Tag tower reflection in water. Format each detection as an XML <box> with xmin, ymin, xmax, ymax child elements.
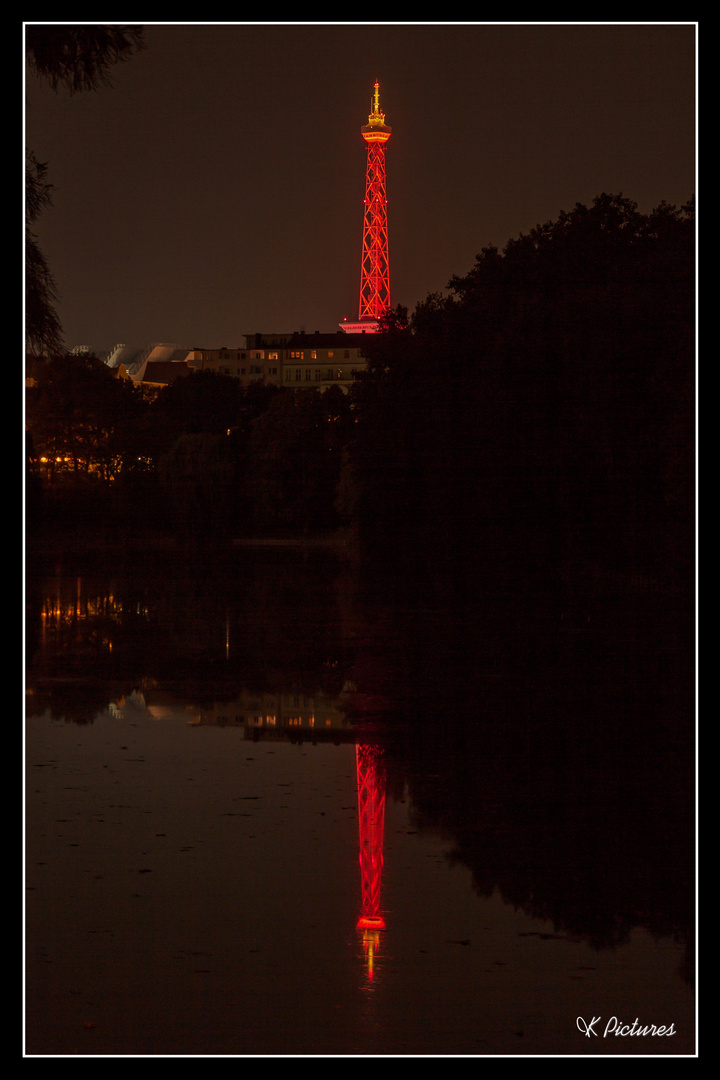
<box><xmin>355</xmin><ymin>741</ymin><xmax>386</xmax><ymax>979</ymax></box>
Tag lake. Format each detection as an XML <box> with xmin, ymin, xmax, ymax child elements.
<box><xmin>25</xmin><ymin>544</ymin><xmax>695</xmax><ymax>1056</ymax></box>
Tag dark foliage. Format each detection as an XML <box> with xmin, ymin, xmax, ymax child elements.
<box><xmin>27</xmin><ymin>353</ymin><xmax>143</xmax><ymax>480</ymax></box>
<box><xmin>150</xmin><ymin>369</ymin><xmax>244</xmax><ymax>449</ymax></box>
<box><xmin>343</xmin><ymin>193</ymin><xmax>695</xmax><ymax>603</ymax></box>
<box><xmin>25</xmin><ymin>25</ymin><xmax>145</xmax><ymax>94</ymax></box>
<box><xmin>243</xmin><ymin>386</ymin><xmax>353</xmax><ymax>536</ymax></box>
<box><xmin>25</xmin><ymin>152</ymin><xmax>63</xmax><ymax>356</ymax></box>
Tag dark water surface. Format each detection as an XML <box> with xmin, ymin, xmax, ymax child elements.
<box><xmin>25</xmin><ymin>546</ymin><xmax>695</xmax><ymax>1056</ymax></box>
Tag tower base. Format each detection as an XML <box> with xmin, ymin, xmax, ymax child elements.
<box><xmin>339</xmin><ymin>320</ymin><xmax>379</xmax><ymax>334</ymax></box>
<box><xmin>357</xmin><ymin>915</ymin><xmax>386</xmax><ymax>930</ymax></box>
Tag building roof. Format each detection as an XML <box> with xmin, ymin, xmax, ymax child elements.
<box><xmin>285</xmin><ymin>331</ymin><xmax>377</xmax><ymax>351</ymax></box>
<box><xmin>140</xmin><ymin>360</ymin><xmax>191</xmax><ymax>385</ymax></box>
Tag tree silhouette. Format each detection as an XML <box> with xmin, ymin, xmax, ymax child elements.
<box><xmin>25</xmin><ymin>25</ymin><xmax>145</xmax><ymax>94</ymax></box>
<box><xmin>25</xmin><ymin>151</ymin><xmax>63</xmax><ymax>356</ymax></box>
<box><xmin>26</xmin><ymin>352</ymin><xmax>140</xmax><ymax>481</ymax></box>
<box><xmin>159</xmin><ymin>432</ymin><xmax>236</xmax><ymax>545</ymax></box>
<box><xmin>343</xmin><ymin>194</ymin><xmax>695</xmax><ymax>593</ymax></box>
<box><xmin>244</xmin><ymin>388</ymin><xmax>350</xmax><ymax>536</ymax></box>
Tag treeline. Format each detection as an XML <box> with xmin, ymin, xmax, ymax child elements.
<box><xmin>26</xmin><ymin>192</ymin><xmax>694</xmax><ymax>595</ymax></box>
<box><xmin>349</xmin><ymin>192</ymin><xmax>695</xmax><ymax>596</ymax></box>
<box><xmin>26</xmin><ymin>362</ymin><xmax>353</xmax><ymax>543</ymax></box>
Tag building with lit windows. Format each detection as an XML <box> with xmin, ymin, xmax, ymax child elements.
<box><xmin>254</xmin><ymin>330</ymin><xmax>371</xmax><ymax>393</ymax></box>
<box><xmin>185</xmin><ymin>687</ymin><xmax>355</xmax><ymax>743</ymax></box>
<box><xmin>187</xmin><ymin>331</ymin><xmax>372</xmax><ymax>393</ymax></box>
<box><xmin>186</xmin><ymin>342</ymin><xmax>282</xmax><ymax>385</ymax></box>
<box><xmin>97</xmin><ymin>329</ymin><xmax>371</xmax><ymax>392</ymax></box>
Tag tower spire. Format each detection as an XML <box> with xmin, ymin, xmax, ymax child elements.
<box><xmin>368</xmin><ymin>80</ymin><xmax>384</xmax><ymax>124</ymax></box>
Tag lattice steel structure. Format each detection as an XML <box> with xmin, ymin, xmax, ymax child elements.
<box><xmin>358</xmin><ymin>82</ymin><xmax>392</xmax><ymax>324</ymax></box>
<box><xmin>356</xmin><ymin>742</ymin><xmax>387</xmax><ymax>932</ymax></box>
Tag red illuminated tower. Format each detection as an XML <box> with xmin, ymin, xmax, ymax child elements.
<box><xmin>358</xmin><ymin>82</ymin><xmax>392</xmax><ymax>328</ymax></box>
<box><xmin>356</xmin><ymin>741</ymin><xmax>386</xmax><ymax>978</ymax></box>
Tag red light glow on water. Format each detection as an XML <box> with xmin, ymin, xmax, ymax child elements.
<box><xmin>356</xmin><ymin>742</ymin><xmax>386</xmax><ymax>931</ymax></box>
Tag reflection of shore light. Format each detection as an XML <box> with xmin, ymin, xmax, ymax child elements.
<box><xmin>147</xmin><ymin>705</ymin><xmax>179</xmax><ymax>721</ymax></box>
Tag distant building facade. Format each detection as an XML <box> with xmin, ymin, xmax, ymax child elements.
<box><xmin>186</xmin><ymin>340</ymin><xmax>283</xmax><ymax>386</ymax></box>
<box><xmin>270</xmin><ymin>331</ymin><xmax>370</xmax><ymax>393</ymax></box>
<box><xmin>188</xmin><ymin>332</ymin><xmax>371</xmax><ymax>393</ymax></box>
<box><xmin>98</xmin><ymin>330</ymin><xmax>373</xmax><ymax>393</ymax></box>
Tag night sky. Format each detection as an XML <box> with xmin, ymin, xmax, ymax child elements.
<box><xmin>24</xmin><ymin>22</ymin><xmax>696</xmax><ymax>356</ymax></box>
